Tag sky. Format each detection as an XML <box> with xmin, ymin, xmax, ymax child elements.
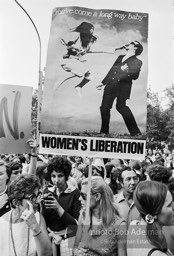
<box><xmin>0</xmin><ymin>0</ymin><xmax>173</xmax><ymax>100</ymax></box>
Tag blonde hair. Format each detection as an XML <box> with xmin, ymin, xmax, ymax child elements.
<box><xmin>82</xmin><ymin>176</ymin><xmax>119</xmax><ymax>227</ymax></box>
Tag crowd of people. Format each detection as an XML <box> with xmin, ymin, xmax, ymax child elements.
<box><xmin>0</xmin><ymin>143</ymin><xmax>174</xmax><ymax>256</ymax></box>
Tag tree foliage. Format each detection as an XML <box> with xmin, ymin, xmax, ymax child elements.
<box><xmin>147</xmin><ymin>86</ymin><xmax>174</xmax><ymax>148</ymax></box>
<box><xmin>31</xmin><ymin>86</ymin><xmax>174</xmax><ymax>147</ymax></box>
<box><xmin>31</xmin><ymin>89</ymin><xmax>38</xmax><ymax>137</ymax></box>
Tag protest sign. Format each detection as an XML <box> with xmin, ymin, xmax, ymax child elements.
<box><xmin>40</xmin><ymin>134</ymin><xmax>146</xmax><ymax>160</ymax></box>
<box><xmin>0</xmin><ymin>84</ymin><xmax>32</xmax><ymax>154</ymax></box>
<box><xmin>40</xmin><ymin>6</ymin><xmax>148</xmax><ymax>159</ymax></box>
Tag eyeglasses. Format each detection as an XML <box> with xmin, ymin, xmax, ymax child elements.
<box><xmin>24</xmin><ymin>191</ymin><xmax>42</xmax><ymax>202</ymax></box>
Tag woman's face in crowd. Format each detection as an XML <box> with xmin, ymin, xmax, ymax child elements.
<box><xmin>0</xmin><ymin>165</ymin><xmax>8</xmax><ymax>187</ymax></box>
<box><xmin>80</xmin><ymin>184</ymin><xmax>97</xmax><ymax>210</ymax></box>
<box><xmin>10</xmin><ymin>167</ymin><xmax>22</xmax><ymax>183</ymax></box>
<box><xmin>92</xmin><ymin>167</ymin><xmax>101</xmax><ymax>177</ymax></box>
<box><xmin>51</xmin><ymin>171</ymin><xmax>66</xmax><ymax>190</ymax></box>
<box><xmin>19</xmin><ymin>188</ymin><xmax>41</xmax><ymax>213</ymax></box>
<box><xmin>75</xmin><ymin>156</ymin><xmax>82</xmax><ymax>164</ymax></box>
<box><xmin>158</xmin><ymin>191</ymin><xmax>174</xmax><ymax>226</ymax></box>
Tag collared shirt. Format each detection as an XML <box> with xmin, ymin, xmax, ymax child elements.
<box><xmin>114</xmin><ymin>191</ymin><xmax>140</xmax><ymax>226</ymax></box>
<box><xmin>0</xmin><ymin>187</ymin><xmax>11</xmax><ymax>217</ymax></box>
<box><xmin>42</xmin><ymin>183</ymin><xmax>81</xmax><ymax>232</ymax></box>
<box><xmin>48</xmin><ymin>183</ymin><xmax>77</xmax><ymax>194</ymax></box>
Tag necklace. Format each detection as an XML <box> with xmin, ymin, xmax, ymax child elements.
<box><xmin>9</xmin><ymin>210</ymin><xmax>30</xmax><ymax>256</ymax></box>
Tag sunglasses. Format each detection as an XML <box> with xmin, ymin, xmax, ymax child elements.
<box><xmin>24</xmin><ymin>191</ymin><xmax>42</xmax><ymax>202</ymax></box>
<box><xmin>80</xmin><ymin>192</ymin><xmax>87</xmax><ymax>201</ymax></box>
<box><xmin>80</xmin><ymin>192</ymin><xmax>97</xmax><ymax>201</ymax></box>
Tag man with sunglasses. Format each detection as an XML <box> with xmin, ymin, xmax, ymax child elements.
<box><xmin>99</xmin><ymin>41</ymin><xmax>143</xmax><ymax>136</ymax></box>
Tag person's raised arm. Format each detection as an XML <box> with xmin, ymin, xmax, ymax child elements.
<box><xmin>21</xmin><ymin>200</ymin><xmax>52</xmax><ymax>256</ymax></box>
<box><xmin>26</xmin><ymin>138</ymin><xmax>37</xmax><ymax>175</ymax></box>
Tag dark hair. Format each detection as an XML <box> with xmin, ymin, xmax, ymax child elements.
<box><xmin>129</xmin><ymin>160</ymin><xmax>141</xmax><ymax>171</ymax></box>
<box><xmin>168</xmin><ymin>177</ymin><xmax>174</xmax><ymax>200</ymax></box>
<box><xmin>47</xmin><ymin>156</ymin><xmax>72</xmax><ymax>182</ymax></box>
<box><xmin>108</xmin><ymin>167</ymin><xmax>123</xmax><ymax>195</ymax></box>
<box><xmin>68</xmin><ymin>156</ymin><xmax>75</xmax><ymax>163</ymax></box>
<box><xmin>105</xmin><ymin>164</ymin><xmax>114</xmax><ymax>178</ymax></box>
<box><xmin>139</xmin><ymin>161</ymin><xmax>151</xmax><ymax>181</ymax></box>
<box><xmin>8</xmin><ymin>174</ymin><xmax>41</xmax><ymax>208</ymax></box>
<box><xmin>36</xmin><ymin>164</ymin><xmax>49</xmax><ymax>186</ymax></box>
<box><xmin>131</xmin><ymin>41</ymin><xmax>143</xmax><ymax>56</ymax></box>
<box><xmin>73</xmin><ymin>22</ymin><xmax>97</xmax><ymax>48</ymax></box>
<box><xmin>6</xmin><ymin>162</ymin><xmax>22</xmax><ymax>181</ymax></box>
<box><xmin>134</xmin><ymin>181</ymin><xmax>168</xmax><ymax>252</ymax></box>
<box><xmin>74</xmin><ymin>21</ymin><xmax>94</xmax><ymax>34</ymax></box>
<box><xmin>117</xmin><ymin>166</ymin><xmax>136</xmax><ymax>183</ymax></box>
<box><xmin>18</xmin><ymin>155</ymin><xmax>26</xmax><ymax>164</ymax></box>
<box><xmin>82</xmin><ymin>165</ymin><xmax>89</xmax><ymax>178</ymax></box>
<box><xmin>147</xmin><ymin>164</ymin><xmax>172</xmax><ymax>184</ymax></box>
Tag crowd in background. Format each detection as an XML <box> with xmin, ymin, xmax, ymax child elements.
<box><xmin>1</xmin><ymin>143</ymin><xmax>174</xmax><ymax>256</ymax></box>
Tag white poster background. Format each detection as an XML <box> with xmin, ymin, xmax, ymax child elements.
<box><xmin>0</xmin><ymin>84</ymin><xmax>32</xmax><ymax>154</ymax></box>
<box><xmin>40</xmin><ymin>6</ymin><xmax>148</xmax><ymax>159</ymax></box>
<box><xmin>41</xmin><ymin>6</ymin><xmax>148</xmax><ymax>137</ymax></box>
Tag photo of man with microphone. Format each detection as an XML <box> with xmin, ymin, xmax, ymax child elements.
<box><xmin>99</xmin><ymin>41</ymin><xmax>143</xmax><ymax>136</ymax></box>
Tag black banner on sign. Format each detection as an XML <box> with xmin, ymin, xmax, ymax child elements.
<box><xmin>39</xmin><ymin>134</ymin><xmax>146</xmax><ymax>160</ymax></box>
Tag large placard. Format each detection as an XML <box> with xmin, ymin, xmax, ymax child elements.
<box><xmin>40</xmin><ymin>6</ymin><xmax>148</xmax><ymax>159</ymax></box>
<box><xmin>0</xmin><ymin>84</ymin><xmax>32</xmax><ymax>154</ymax></box>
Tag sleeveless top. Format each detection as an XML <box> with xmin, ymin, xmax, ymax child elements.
<box><xmin>0</xmin><ymin>211</ymin><xmax>40</xmax><ymax>256</ymax></box>
<box><xmin>80</xmin><ymin>214</ymin><xmax>125</xmax><ymax>256</ymax></box>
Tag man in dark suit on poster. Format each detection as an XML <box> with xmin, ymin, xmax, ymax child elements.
<box><xmin>99</xmin><ymin>41</ymin><xmax>143</xmax><ymax>136</ymax></box>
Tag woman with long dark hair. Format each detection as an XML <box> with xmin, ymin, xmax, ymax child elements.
<box><xmin>72</xmin><ymin>22</ymin><xmax>97</xmax><ymax>52</ymax></box>
<box><xmin>55</xmin><ymin>21</ymin><xmax>97</xmax><ymax>96</ymax></box>
<box><xmin>127</xmin><ymin>180</ymin><xmax>174</xmax><ymax>256</ymax></box>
